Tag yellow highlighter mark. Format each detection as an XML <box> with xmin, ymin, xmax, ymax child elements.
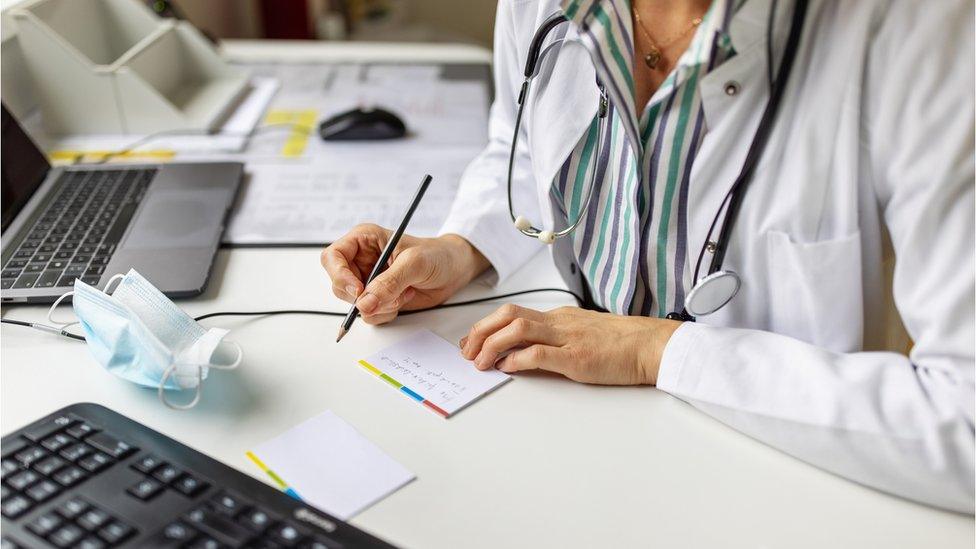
<box><xmin>49</xmin><ymin>150</ymin><xmax>176</xmax><ymax>165</ymax></box>
<box><xmin>264</xmin><ymin>109</ymin><xmax>317</xmax><ymax>158</ymax></box>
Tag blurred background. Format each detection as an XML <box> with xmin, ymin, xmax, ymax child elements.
<box><xmin>163</xmin><ymin>0</ymin><xmax>497</xmax><ymax>47</ymax></box>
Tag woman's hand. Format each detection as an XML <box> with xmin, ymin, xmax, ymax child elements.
<box><xmin>460</xmin><ymin>305</ymin><xmax>682</xmax><ymax>385</ymax></box>
<box><xmin>321</xmin><ymin>224</ymin><xmax>490</xmax><ymax>325</ymax></box>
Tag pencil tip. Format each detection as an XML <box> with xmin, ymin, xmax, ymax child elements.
<box><xmin>335</xmin><ymin>327</ymin><xmax>346</xmax><ymax>343</ymax></box>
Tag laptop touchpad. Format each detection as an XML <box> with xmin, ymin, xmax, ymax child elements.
<box><xmin>123</xmin><ymin>189</ymin><xmax>227</xmax><ymax>249</ymax></box>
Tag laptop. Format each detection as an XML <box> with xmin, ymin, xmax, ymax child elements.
<box><xmin>1</xmin><ymin>104</ymin><xmax>243</xmax><ymax>303</ymax></box>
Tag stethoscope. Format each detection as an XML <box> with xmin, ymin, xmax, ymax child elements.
<box><xmin>506</xmin><ymin>0</ymin><xmax>808</xmax><ymax>319</ymax></box>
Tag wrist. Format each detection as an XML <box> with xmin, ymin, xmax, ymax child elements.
<box><xmin>639</xmin><ymin>318</ymin><xmax>682</xmax><ymax>385</ymax></box>
<box><xmin>439</xmin><ymin>233</ymin><xmax>490</xmax><ymax>282</ymax></box>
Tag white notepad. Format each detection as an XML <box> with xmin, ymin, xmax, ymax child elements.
<box><xmin>358</xmin><ymin>329</ymin><xmax>511</xmax><ymax>418</ymax></box>
<box><xmin>248</xmin><ymin>411</ymin><xmax>415</xmax><ymax>520</ymax></box>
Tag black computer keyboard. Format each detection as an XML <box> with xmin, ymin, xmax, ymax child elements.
<box><xmin>1</xmin><ymin>168</ymin><xmax>154</xmax><ymax>291</ymax></box>
<box><xmin>1</xmin><ymin>403</ymin><xmax>396</xmax><ymax>549</ymax></box>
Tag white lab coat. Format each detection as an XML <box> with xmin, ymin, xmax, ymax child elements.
<box><xmin>439</xmin><ymin>0</ymin><xmax>975</xmax><ymax>513</ymax></box>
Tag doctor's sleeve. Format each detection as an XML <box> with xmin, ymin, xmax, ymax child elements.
<box><xmin>438</xmin><ymin>0</ymin><xmax>544</xmax><ymax>283</ymax></box>
<box><xmin>655</xmin><ymin>2</ymin><xmax>975</xmax><ymax>513</ymax></box>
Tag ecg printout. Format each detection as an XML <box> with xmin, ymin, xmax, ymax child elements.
<box><xmin>359</xmin><ymin>329</ymin><xmax>511</xmax><ymax>417</ymax></box>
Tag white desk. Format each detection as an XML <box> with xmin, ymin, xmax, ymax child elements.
<box><xmin>2</xmin><ymin>41</ymin><xmax>973</xmax><ymax>549</ymax></box>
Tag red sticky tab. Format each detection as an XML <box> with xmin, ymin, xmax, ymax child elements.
<box><xmin>422</xmin><ymin>400</ymin><xmax>449</xmax><ymax>418</ymax></box>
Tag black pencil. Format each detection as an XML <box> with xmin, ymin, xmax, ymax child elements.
<box><xmin>336</xmin><ymin>174</ymin><xmax>433</xmax><ymax>342</ymax></box>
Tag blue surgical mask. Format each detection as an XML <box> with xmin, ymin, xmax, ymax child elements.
<box><xmin>47</xmin><ymin>269</ymin><xmax>242</xmax><ymax>410</ymax></box>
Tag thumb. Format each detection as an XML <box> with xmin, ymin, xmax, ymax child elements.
<box><xmin>356</xmin><ymin>251</ymin><xmax>427</xmax><ymax>314</ymax></box>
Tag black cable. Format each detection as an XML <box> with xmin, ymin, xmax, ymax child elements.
<box><xmin>1</xmin><ymin>288</ymin><xmax>584</xmax><ymax>341</ymax></box>
<box><xmin>0</xmin><ymin>318</ymin><xmax>86</xmax><ymax>341</ymax></box>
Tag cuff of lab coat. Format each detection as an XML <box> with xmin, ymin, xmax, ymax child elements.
<box><xmin>439</xmin><ymin>212</ymin><xmax>541</xmax><ymax>285</ymax></box>
<box><xmin>655</xmin><ymin>321</ymin><xmax>710</xmax><ymax>394</ymax></box>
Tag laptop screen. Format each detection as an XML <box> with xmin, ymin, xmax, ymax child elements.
<box><xmin>2</xmin><ymin>104</ymin><xmax>51</xmax><ymax>233</ymax></box>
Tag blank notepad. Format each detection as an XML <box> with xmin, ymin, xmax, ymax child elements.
<box><xmin>358</xmin><ymin>329</ymin><xmax>511</xmax><ymax>418</ymax></box>
<box><xmin>248</xmin><ymin>411</ymin><xmax>415</xmax><ymax>520</ymax></box>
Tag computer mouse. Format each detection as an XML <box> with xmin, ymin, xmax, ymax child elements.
<box><xmin>317</xmin><ymin>107</ymin><xmax>407</xmax><ymax>141</ymax></box>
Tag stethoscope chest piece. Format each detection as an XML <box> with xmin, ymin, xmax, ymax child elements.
<box><xmin>684</xmin><ymin>270</ymin><xmax>741</xmax><ymax>317</ymax></box>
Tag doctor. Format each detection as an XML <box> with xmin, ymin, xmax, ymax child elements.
<box><xmin>322</xmin><ymin>0</ymin><xmax>975</xmax><ymax>513</ymax></box>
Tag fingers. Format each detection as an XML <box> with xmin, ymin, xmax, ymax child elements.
<box><xmin>461</xmin><ymin>304</ymin><xmax>545</xmax><ymax>360</ymax></box>
<box><xmin>356</xmin><ymin>249</ymin><xmax>429</xmax><ymax>315</ymax></box>
<box><xmin>322</xmin><ymin>229</ymin><xmax>377</xmax><ymax>302</ymax></box>
<box><xmin>495</xmin><ymin>345</ymin><xmax>570</xmax><ymax>376</ymax></box>
<box><xmin>473</xmin><ymin>318</ymin><xmax>560</xmax><ymax>371</ymax></box>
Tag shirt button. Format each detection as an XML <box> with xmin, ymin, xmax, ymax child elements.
<box><xmin>724</xmin><ymin>81</ymin><xmax>740</xmax><ymax>96</ymax></box>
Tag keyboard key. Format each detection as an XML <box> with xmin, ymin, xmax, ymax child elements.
<box><xmin>0</xmin><ymin>494</ymin><xmax>33</xmax><ymax>519</ymax></box>
<box><xmin>66</xmin><ymin>421</ymin><xmax>99</xmax><ymax>439</ymax></box>
<box><xmin>132</xmin><ymin>454</ymin><xmax>165</xmax><ymax>474</ymax></box>
<box><xmin>47</xmin><ymin>260</ymin><xmax>67</xmax><ymax>270</ymax></box>
<box><xmin>303</xmin><ymin>539</ymin><xmax>343</xmax><ymax>549</ymax></box>
<box><xmin>127</xmin><ymin>478</ymin><xmax>164</xmax><ymax>500</ymax></box>
<box><xmin>39</xmin><ymin>244</ymin><xmax>56</xmax><ymax>253</ymax></box>
<box><xmin>27</xmin><ymin>511</ymin><xmax>64</xmax><ymax>537</ymax></box>
<box><xmin>60</xmin><ymin>242</ymin><xmax>78</xmax><ymax>251</ymax></box>
<box><xmin>238</xmin><ymin>509</ymin><xmax>274</xmax><ymax>533</ymax></box>
<box><xmin>56</xmin><ymin>497</ymin><xmax>90</xmax><ymax>519</ymax></box>
<box><xmin>40</xmin><ymin>432</ymin><xmax>74</xmax><ymax>452</ymax></box>
<box><xmin>23</xmin><ymin>264</ymin><xmax>43</xmax><ymax>273</ymax></box>
<box><xmin>269</xmin><ymin>523</ymin><xmax>303</xmax><ymax>546</ymax></box>
<box><xmin>1</xmin><ymin>437</ymin><xmax>29</xmax><ymax>458</ymax></box>
<box><xmin>1</xmin><ymin>269</ymin><xmax>21</xmax><ymax>279</ymax></box>
<box><xmin>162</xmin><ymin>521</ymin><xmax>198</xmax><ymax>542</ymax></box>
<box><xmin>186</xmin><ymin>507</ymin><xmax>253</xmax><ymax>547</ymax></box>
<box><xmin>173</xmin><ymin>474</ymin><xmax>209</xmax><ymax>497</ymax></box>
<box><xmin>31</xmin><ymin>253</ymin><xmax>52</xmax><ymax>263</ymax></box>
<box><xmin>86</xmin><ymin>265</ymin><xmax>105</xmax><ymax>276</ymax></box>
<box><xmin>20</xmin><ymin>240</ymin><xmax>41</xmax><ymax>249</ymax></box>
<box><xmin>212</xmin><ymin>492</ymin><xmax>247</xmax><ymax>516</ymax></box>
<box><xmin>52</xmin><ymin>465</ymin><xmax>87</xmax><ymax>487</ymax></box>
<box><xmin>77</xmin><ymin>538</ymin><xmax>106</xmax><ymax>549</ymax></box>
<box><xmin>60</xmin><ymin>442</ymin><xmax>92</xmax><ymax>462</ymax></box>
<box><xmin>36</xmin><ymin>271</ymin><xmax>62</xmax><ymax>288</ymax></box>
<box><xmin>50</xmin><ymin>524</ymin><xmax>85</xmax><ymax>548</ymax></box>
<box><xmin>188</xmin><ymin>537</ymin><xmax>225</xmax><ymax>549</ymax></box>
<box><xmin>64</xmin><ymin>264</ymin><xmax>86</xmax><ymax>275</ymax></box>
<box><xmin>57</xmin><ymin>276</ymin><xmax>79</xmax><ymax>288</ymax></box>
<box><xmin>13</xmin><ymin>446</ymin><xmax>48</xmax><ymax>468</ymax></box>
<box><xmin>54</xmin><ymin>251</ymin><xmax>72</xmax><ymax>260</ymax></box>
<box><xmin>90</xmin><ymin>256</ymin><xmax>110</xmax><ymax>265</ymax></box>
<box><xmin>1</xmin><ymin>278</ymin><xmax>13</xmax><ymax>289</ymax></box>
<box><xmin>98</xmin><ymin>521</ymin><xmax>134</xmax><ymax>545</ymax></box>
<box><xmin>23</xmin><ymin>415</ymin><xmax>75</xmax><ymax>441</ymax></box>
<box><xmin>82</xmin><ymin>275</ymin><xmax>101</xmax><ymax>285</ymax></box>
<box><xmin>86</xmin><ymin>431</ymin><xmax>136</xmax><ymax>458</ymax></box>
<box><xmin>1</xmin><ymin>459</ymin><xmax>18</xmax><ymax>479</ymax></box>
<box><xmin>6</xmin><ymin>469</ymin><xmax>40</xmax><ymax>490</ymax></box>
<box><xmin>11</xmin><ymin>273</ymin><xmax>38</xmax><ymax>289</ymax></box>
<box><xmin>78</xmin><ymin>452</ymin><xmax>113</xmax><ymax>473</ymax></box>
<box><xmin>4</xmin><ymin>260</ymin><xmax>26</xmax><ymax>269</ymax></box>
<box><xmin>78</xmin><ymin>508</ymin><xmax>111</xmax><ymax>531</ymax></box>
<box><xmin>153</xmin><ymin>464</ymin><xmax>182</xmax><ymax>484</ymax></box>
<box><xmin>33</xmin><ymin>455</ymin><xmax>67</xmax><ymax>476</ymax></box>
<box><xmin>71</xmin><ymin>255</ymin><xmax>91</xmax><ymax>264</ymax></box>
<box><xmin>25</xmin><ymin>479</ymin><xmax>61</xmax><ymax>502</ymax></box>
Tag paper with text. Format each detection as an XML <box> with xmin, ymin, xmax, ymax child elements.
<box><xmin>249</xmin><ymin>410</ymin><xmax>415</xmax><ymax>520</ymax></box>
<box><xmin>359</xmin><ymin>329</ymin><xmax>511</xmax><ymax>417</ymax></box>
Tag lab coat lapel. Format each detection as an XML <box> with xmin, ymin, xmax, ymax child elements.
<box><xmin>687</xmin><ymin>0</ymin><xmax>787</xmax><ymax>284</ymax></box>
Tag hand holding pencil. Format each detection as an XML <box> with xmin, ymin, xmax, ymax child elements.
<box><xmin>321</xmin><ymin>176</ymin><xmax>491</xmax><ymax>337</ymax></box>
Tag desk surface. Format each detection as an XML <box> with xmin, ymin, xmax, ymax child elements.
<box><xmin>2</xmin><ymin>40</ymin><xmax>973</xmax><ymax>549</ymax></box>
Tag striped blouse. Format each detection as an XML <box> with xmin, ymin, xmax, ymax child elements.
<box><xmin>554</xmin><ymin>0</ymin><xmax>738</xmax><ymax>316</ymax></box>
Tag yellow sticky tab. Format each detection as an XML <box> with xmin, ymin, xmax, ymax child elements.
<box><xmin>264</xmin><ymin>109</ymin><xmax>317</xmax><ymax>158</ymax></box>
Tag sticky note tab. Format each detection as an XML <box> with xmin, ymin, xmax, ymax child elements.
<box><xmin>264</xmin><ymin>109</ymin><xmax>317</xmax><ymax>158</ymax></box>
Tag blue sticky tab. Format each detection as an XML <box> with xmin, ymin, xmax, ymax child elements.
<box><xmin>284</xmin><ymin>488</ymin><xmax>303</xmax><ymax>501</ymax></box>
<box><xmin>400</xmin><ymin>386</ymin><xmax>424</xmax><ymax>402</ymax></box>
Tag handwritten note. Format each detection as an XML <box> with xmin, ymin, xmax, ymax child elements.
<box><xmin>359</xmin><ymin>329</ymin><xmax>511</xmax><ymax>418</ymax></box>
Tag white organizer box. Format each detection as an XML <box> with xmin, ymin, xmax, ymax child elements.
<box><xmin>12</xmin><ymin>0</ymin><xmax>249</xmax><ymax>134</ymax></box>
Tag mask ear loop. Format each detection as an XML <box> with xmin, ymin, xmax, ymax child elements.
<box><xmin>104</xmin><ymin>273</ymin><xmax>126</xmax><ymax>294</ymax></box>
<box><xmin>209</xmin><ymin>341</ymin><xmax>243</xmax><ymax>371</ymax></box>
<box><xmin>158</xmin><ymin>363</ymin><xmax>204</xmax><ymax>411</ymax></box>
<box><xmin>47</xmin><ymin>291</ymin><xmax>78</xmax><ymax>329</ymax></box>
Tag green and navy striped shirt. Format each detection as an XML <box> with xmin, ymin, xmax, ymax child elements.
<box><xmin>555</xmin><ymin>0</ymin><xmax>738</xmax><ymax>316</ymax></box>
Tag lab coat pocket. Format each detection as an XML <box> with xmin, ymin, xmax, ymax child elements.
<box><xmin>765</xmin><ymin>230</ymin><xmax>863</xmax><ymax>352</ymax></box>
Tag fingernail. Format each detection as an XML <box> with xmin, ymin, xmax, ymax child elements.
<box><xmin>357</xmin><ymin>293</ymin><xmax>379</xmax><ymax>314</ymax></box>
<box><xmin>459</xmin><ymin>337</ymin><xmax>468</xmax><ymax>351</ymax></box>
<box><xmin>345</xmin><ymin>285</ymin><xmax>360</xmax><ymax>298</ymax></box>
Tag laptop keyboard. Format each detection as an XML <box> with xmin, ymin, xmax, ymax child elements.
<box><xmin>1</xmin><ymin>169</ymin><xmax>155</xmax><ymax>291</ymax></box>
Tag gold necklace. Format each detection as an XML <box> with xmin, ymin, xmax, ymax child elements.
<box><xmin>632</xmin><ymin>7</ymin><xmax>704</xmax><ymax>70</ymax></box>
